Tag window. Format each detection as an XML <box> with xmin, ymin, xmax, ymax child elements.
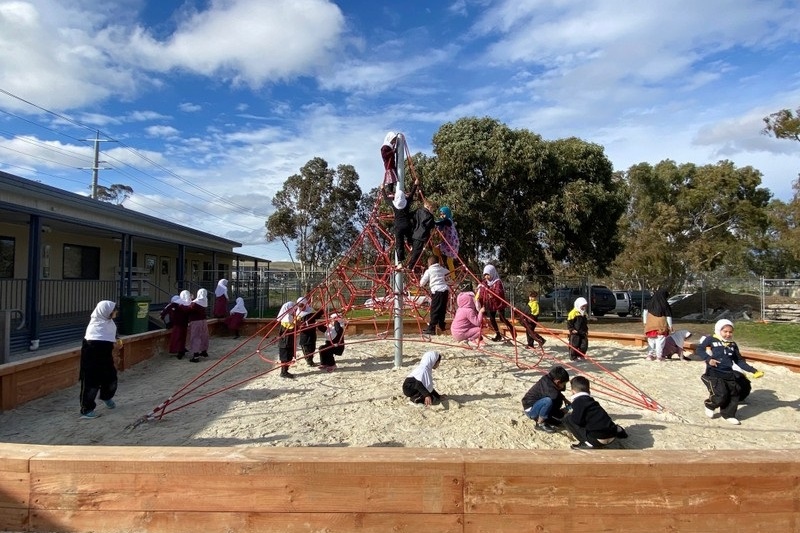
<box><xmin>63</xmin><ymin>243</ymin><xmax>100</xmax><ymax>279</ymax></box>
<box><xmin>0</xmin><ymin>236</ymin><xmax>14</xmax><ymax>278</ymax></box>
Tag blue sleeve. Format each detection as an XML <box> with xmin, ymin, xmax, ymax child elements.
<box><xmin>695</xmin><ymin>335</ymin><xmax>712</xmax><ymax>360</ymax></box>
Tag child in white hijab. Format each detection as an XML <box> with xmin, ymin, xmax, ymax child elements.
<box><xmin>79</xmin><ymin>300</ymin><xmax>120</xmax><ymax>419</ymax></box>
<box><xmin>402</xmin><ymin>351</ymin><xmax>443</xmax><ymax>406</ymax></box>
<box><xmin>187</xmin><ymin>288</ymin><xmax>209</xmax><ymax>362</ymax></box>
<box><xmin>225</xmin><ymin>297</ymin><xmax>248</xmax><ymax>339</ymax></box>
<box><xmin>277</xmin><ymin>301</ymin><xmax>298</xmax><ymax>378</ymax></box>
<box><xmin>381</xmin><ymin>131</ymin><xmax>399</xmax><ymax>194</ymax></box>
<box><xmin>566</xmin><ymin>297</ymin><xmax>589</xmax><ymax>361</ymax></box>
<box><xmin>213</xmin><ymin>278</ymin><xmax>229</xmax><ymax>318</ymax></box>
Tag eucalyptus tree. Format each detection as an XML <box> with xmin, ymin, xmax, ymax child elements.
<box><xmin>266</xmin><ymin>157</ymin><xmax>362</xmax><ymax>274</ymax></box>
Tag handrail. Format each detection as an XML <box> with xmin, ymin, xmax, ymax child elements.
<box><xmin>2</xmin><ymin>309</ymin><xmax>25</xmax><ymax>330</ymax></box>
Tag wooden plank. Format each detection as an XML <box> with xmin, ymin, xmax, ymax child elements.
<box><xmin>464</xmin><ymin>474</ymin><xmax>797</xmax><ymax>515</ymax></box>
<box><xmin>0</xmin><ymin>507</ymin><xmax>28</xmax><ymax>532</ymax></box>
<box><xmin>0</xmin><ymin>443</ymin><xmax>35</xmax><ymax>472</ymax></box>
<box><xmin>31</xmin><ymin>472</ymin><xmax>462</xmax><ymax>514</ymax></box>
<box><xmin>465</xmin><ymin>512</ymin><xmax>798</xmax><ymax>533</ymax></box>
<box><xmin>0</xmin><ymin>472</ymin><xmax>29</xmax><ymax>508</ymax></box>
<box><xmin>32</xmin><ymin>510</ymin><xmax>464</xmax><ymax>533</ymax></box>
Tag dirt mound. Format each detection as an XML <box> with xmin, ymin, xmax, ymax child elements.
<box><xmin>671</xmin><ymin>289</ymin><xmax>760</xmax><ymax>318</ymax></box>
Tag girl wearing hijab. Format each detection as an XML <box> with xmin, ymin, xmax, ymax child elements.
<box><xmin>451</xmin><ymin>291</ymin><xmax>485</xmax><ymax>348</ymax></box>
<box><xmin>476</xmin><ymin>264</ymin><xmax>515</xmax><ymax>342</ymax></box>
<box><xmin>79</xmin><ymin>300</ymin><xmax>120</xmax><ymax>419</ymax></box>
<box><xmin>566</xmin><ymin>297</ymin><xmax>589</xmax><ymax>361</ymax></box>
<box><xmin>432</xmin><ymin>206</ymin><xmax>460</xmax><ymax>277</ymax></box>
<box><xmin>696</xmin><ymin>319</ymin><xmax>763</xmax><ymax>425</ymax></box>
<box><xmin>318</xmin><ymin>313</ymin><xmax>346</xmax><ymax>371</ymax></box>
<box><xmin>173</xmin><ymin>290</ymin><xmax>193</xmax><ymax>360</ymax></box>
<box><xmin>161</xmin><ymin>295</ymin><xmax>186</xmax><ymax>357</ymax></box>
<box><xmin>663</xmin><ymin>330</ymin><xmax>692</xmax><ymax>360</ymax></box>
<box><xmin>213</xmin><ymin>278</ymin><xmax>229</xmax><ymax>318</ymax></box>
<box><xmin>381</xmin><ymin>178</ymin><xmax>419</xmax><ymax>264</ymax></box>
<box><xmin>643</xmin><ymin>289</ymin><xmax>673</xmax><ymax>360</ymax></box>
<box><xmin>402</xmin><ymin>351</ymin><xmax>442</xmax><ymax>406</ymax></box>
<box><xmin>295</xmin><ymin>296</ymin><xmax>326</xmax><ymax>367</ymax></box>
<box><xmin>225</xmin><ymin>297</ymin><xmax>248</xmax><ymax>339</ymax></box>
<box><xmin>277</xmin><ymin>301</ymin><xmax>298</xmax><ymax>378</ymax></box>
<box><xmin>187</xmin><ymin>288</ymin><xmax>209</xmax><ymax>363</ymax></box>
<box><xmin>380</xmin><ymin>131</ymin><xmax>399</xmax><ymax>194</ymax></box>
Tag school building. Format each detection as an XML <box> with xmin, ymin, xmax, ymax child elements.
<box><xmin>0</xmin><ymin>170</ymin><xmax>271</xmax><ymax>357</ymax></box>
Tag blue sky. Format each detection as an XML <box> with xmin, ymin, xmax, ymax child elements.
<box><xmin>1</xmin><ymin>0</ymin><xmax>799</xmax><ymax>261</ymax></box>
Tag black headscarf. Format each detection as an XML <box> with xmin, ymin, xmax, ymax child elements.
<box><xmin>647</xmin><ymin>289</ymin><xmax>672</xmax><ymax>317</ymax></box>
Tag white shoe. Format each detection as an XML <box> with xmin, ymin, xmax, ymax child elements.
<box><xmin>704</xmin><ymin>407</ymin><xmax>715</xmax><ymax>418</ymax></box>
<box><xmin>723</xmin><ymin>417</ymin><xmax>741</xmax><ymax>425</ymax></box>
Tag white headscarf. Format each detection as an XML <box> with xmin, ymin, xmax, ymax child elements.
<box><xmin>296</xmin><ymin>296</ymin><xmax>313</xmax><ymax>318</ymax></box>
<box><xmin>179</xmin><ymin>290</ymin><xmax>193</xmax><ymax>306</ymax></box>
<box><xmin>714</xmin><ymin>319</ymin><xmax>734</xmax><ymax>340</ymax></box>
<box><xmin>392</xmin><ymin>189</ymin><xmax>407</xmax><ymax>210</ymax></box>
<box><xmin>170</xmin><ymin>295</ymin><xmax>181</xmax><ymax>305</ymax></box>
<box><xmin>193</xmin><ymin>288</ymin><xmax>208</xmax><ymax>308</ymax></box>
<box><xmin>383</xmin><ymin>131</ymin><xmax>397</xmax><ymax>147</ymax></box>
<box><xmin>230</xmin><ymin>297</ymin><xmax>248</xmax><ymax>317</ymax></box>
<box><xmin>84</xmin><ymin>300</ymin><xmax>117</xmax><ymax>342</ymax></box>
<box><xmin>573</xmin><ymin>297</ymin><xmax>588</xmax><ymax>316</ymax></box>
<box><xmin>408</xmin><ymin>350</ymin><xmax>441</xmax><ymax>392</ymax></box>
<box><xmin>325</xmin><ymin>313</ymin><xmax>346</xmax><ymax>342</ymax></box>
<box><xmin>278</xmin><ymin>301</ymin><xmax>296</xmax><ymax>327</ymax></box>
<box><xmin>215</xmin><ymin>279</ymin><xmax>228</xmax><ymax>297</ymax></box>
<box><xmin>482</xmin><ymin>264</ymin><xmax>500</xmax><ymax>286</ymax></box>
<box><xmin>669</xmin><ymin>329</ymin><xmax>692</xmax><ymax>349</ymax></box>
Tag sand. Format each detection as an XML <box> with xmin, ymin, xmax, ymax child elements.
<box><xmin>1</xmin><ymin>333</ymin><xmax>798</xmax><ymax>450</ymax></box>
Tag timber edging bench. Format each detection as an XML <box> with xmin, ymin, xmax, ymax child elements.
<box><xmin>0</xmin><ymin>445</ymin><xmax>797</xmax><ymax>533</ymax></box>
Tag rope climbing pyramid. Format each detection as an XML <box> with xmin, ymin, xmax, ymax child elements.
<box><xmin>128</xmin><ymin>134</ymin><xmax>662</xmax><ymax>430</ymax></box>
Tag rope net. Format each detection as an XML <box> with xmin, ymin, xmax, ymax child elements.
<box><xmin>128</xmin><ymin>137</ymin><xmax>662</xmax><ymax>429</ymax></box>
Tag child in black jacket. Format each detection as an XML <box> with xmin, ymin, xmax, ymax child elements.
<box><xmin>564</xmin><ymin>376</ymin><xmax>628</xmax><ymax>449</ymax></box>
<box><xmin>521</xmin><ymin>366</ymin><xmax>570</xmax><ymax>433</ymax></box>
<box><xmin>406</xmin><ymin>199</ymin><xmax>435</xmax><ymax>270</ymax></box>
<box><xmin>382</xmin><ymin>179</ymin><xmax>418</xmax><ymax>264</ymax></box>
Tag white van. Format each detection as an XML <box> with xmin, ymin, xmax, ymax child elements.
<box><xmin>613</xmin><ymin>291</ymin><xmax>632</xmax><ymax>317</ymax></box>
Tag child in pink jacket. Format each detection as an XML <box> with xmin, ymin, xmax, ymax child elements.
<box><xmin>451</xmin><ymin>291</ymin><xmax>485</xmax><ymax>348</ymax></box>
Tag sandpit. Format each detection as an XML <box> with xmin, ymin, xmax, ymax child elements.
<box><xmin>1</xmin><ymin>334</ymin><xmax>798</xmax><ymax>451</ymax></box>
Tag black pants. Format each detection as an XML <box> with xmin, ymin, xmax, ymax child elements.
<box><xmin>278</xmin><ymin>330</ymin><xmax>295</xmax><ymax>363</ymax></box>
<box><xmin>563</xmin><ymin>416</ymin><xmax>615</xmax><ymax>448</ymax></box>
<box><xmin>701</xmin><ymin>373</ymin><xmax>742</xmax><ymax>419</ymax></box>
<box><xmin>394</xmin><ymin>225</ymin><xmax>413</xmax><ymax>263</ymax></box>
<box><xmin>319</xmin><ymin>342</ymin><xmax>344</xmax><ymax>367</ymax></box>
<box><xmin>406</xmin><ymin>238</ymin><xmax>427</xmax><ymax>270</ymax></box>
<box><xmin>569</xmin><ymin>333</ymin><xmax>588</xmax><ymax>360</ymax></box>
<box><xmin>79</xmin><ymin>339</ymin><xmax>118</xmax><ymax>415</ymax></box>
<box><xmin>488</xmin><ymin>309</ymin><xmax>516</xmax><ymax>339</ymax></box>
<box><xmin>426</xmin><ymin>290</ymin><xmax>449</xmax><ymax>333</ymax></box>
<box><xmin>523</xmin><ymin>316</ymin><xmax>545</xmax><ymax>346</ymax></box>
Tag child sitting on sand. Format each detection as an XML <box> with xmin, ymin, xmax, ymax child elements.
<box><xmin>402</xmin><ymin>351</ymin><xmax>443</xmax><ymax>407</ymax></box>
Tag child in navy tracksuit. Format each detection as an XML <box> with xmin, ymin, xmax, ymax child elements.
<box><xmin>382</xmin><ymin>179</ymin><xmax>418</xmax><ymax>264</ymax></box>
<box><xmin>406</xmin><ymin>199</ymin><xmax>436</xmax><ymax>271</ymax></box>
<box><xmin>697</xmin><ymin>319</ymin><xmax>763</xmax><ymax>425</ymax></box>
<box><xmin>564</xmin><ymin>376</ymin><xmax>628</xmax><ymax>449</ymax></box>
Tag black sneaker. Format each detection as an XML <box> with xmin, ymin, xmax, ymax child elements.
<box><xmin>570</xmin><ymin>441</ymin><xmax>593</xmax><ymax>449</ymax></box>
<box><xmin>492</xmin><ymin>334</ymin><xmax>503</xmax><ymax>342</ymax></box>
<box><xmin>535</xmin><ymin>423</ymin><xmax>556</xmax><ymax>434</ymax></box>
<box><xmin>189</xmin><ymin>355</ymin><xmax>201</xmax><ymax>363</ymax></box>
<box><xmin>281</xmin><ymin>371</ymin><xmax>295</xmax><ymax>379</ymax></box>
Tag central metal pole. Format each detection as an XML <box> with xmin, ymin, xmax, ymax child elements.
<box><xmin>393</xmin><ymin>133</ymin><xmax>406</xmax><ymax>369</ymax></box>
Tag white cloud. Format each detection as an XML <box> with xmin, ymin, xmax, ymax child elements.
<box><xmin>144</xmin><ymin>125</ymin><xmax>179</xmax><ymax>138</ymax></box>
<box><xmin>179</xmin><ymin>102</ymin><xmax>202</xmax><ymax>112</ymax></box>
<box><xmin>109</xmin><ymin>0</ymin><xmax>347</xmax><ymax>87</ymax></box>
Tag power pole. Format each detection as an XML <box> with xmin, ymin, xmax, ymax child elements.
<box><xmin>81</xmin><ymin>131</ymin><xmax>115</xmax><ymax>199</ymax></box>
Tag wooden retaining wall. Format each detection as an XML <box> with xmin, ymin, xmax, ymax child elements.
<box><xmin>0</xmin><ymin>445</ymin><xmax>797</xmax><ymax>532</ymax></box>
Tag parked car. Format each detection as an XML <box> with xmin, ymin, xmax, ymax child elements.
<box><xmin>628</xmin><ymin>290</ymin><xmax>653</xmax><ymax>317</ymax></box>
<box><xmin>613</xmin><ymin>290</ymin><xmax>632</xmax><ymax>317</ymax></box>
<box><xmin>538</xmin><ymin>285</ymin><xmax>616</xmax><ymax>317</ymax></box>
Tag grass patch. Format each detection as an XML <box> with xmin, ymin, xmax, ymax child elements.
<box><xmin>730</xmin><ymin>322</ymin><xmax>800</xmax><ymax>354</ymax></box>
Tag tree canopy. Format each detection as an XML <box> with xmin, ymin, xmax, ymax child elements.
<box><xmin>95</xmin><ymin>183</ymin><xmax>133</xmax><ymax>205</ymax></box>
<box><xmin>265</xmin><ymin>157</ymin><xmax>362</xmax><ymax>272</ymax></box>
<box><xmin>762</xmin><ymin>106</ymin><xmax>800</xmax><ymax>141</ymax></box>
<box><xmin>412</xmin><ymin>117</ymin><xmax>626</xmax><ymax>277</ymax></box>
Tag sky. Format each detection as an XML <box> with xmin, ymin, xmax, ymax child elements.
<box><xmin>1</xmin><ymin>0</ymin><xmax>799</xmax><ymax>262</ymax></box>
